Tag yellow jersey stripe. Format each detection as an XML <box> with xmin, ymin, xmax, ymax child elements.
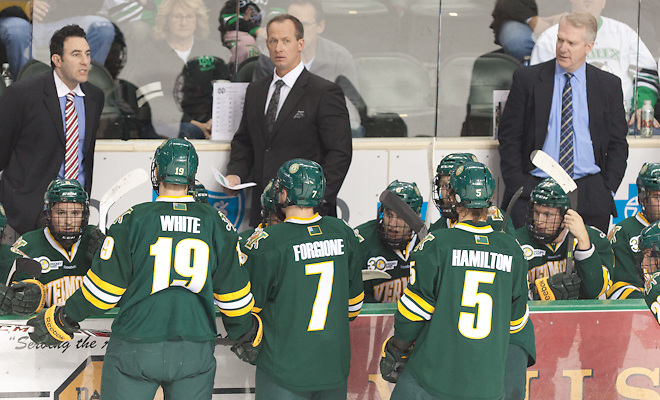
<box><xmin>87</xmin><ymin>270</ymin><xmax>126</xmax><ymax>296</ymax></box>
<box><xmin>215</xmin><ymin>282</ymin><xmax>251</xmax><ymax>302</ymax></box>
<box><xmin>82</xmin><ymin>286</ymin><xmax>115</xmax><ymax>310</ymax></box>
<box><xmin>403</xmin><ymin>288</ymin><xmax>435</xmax><ymax>314</ymax></box>
<box><xmin>349</xmin><ymin>292</ymin><xmax>365</xmax><ymax>305</ymax></box>
<box><xmin>397</xmin><ymin>301</ymin><xmax>424</xmax><ymax>322</ymax></box>
<box><xmin>219</xmin><ymin>298</ymin><xmax>255</xmax><ymax>317</ymax></box>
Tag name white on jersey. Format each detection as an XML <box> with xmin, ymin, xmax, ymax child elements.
<box><xmin>293</xmin><ymin>239</ymin><xmax>344</xmax><ymax>261</ymax></box>
<box><xmin>160</xmin><ymin>215</ymin><xmax>201</xmax><ymax>233</ymax></box>
<box><xmin>452</xmin><ymin>249</ymin><xmax>512</xmax><ymax>272</ymax></box>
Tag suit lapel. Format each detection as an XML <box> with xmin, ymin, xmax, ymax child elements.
<box><xmin>585</xmin><ymin>64</ymin><xmax>602</xmax><ymax>153</ymax></box>
<box><xmin>256</xmin><ymin>77</ymin><xmax>270</xmax><ymax>139</ymax></box>
<box><xmin>44</xmin><ymin>73</ymin><xmax>66</xmax><ymax>147</ymax></box>
<box><xmin>534</xmin><ymin>61</ymin><xmax>555</xmax><ymax>149</ymax></box>
<box><xmin>270</xmin><ymin>69</ymin><xmax>308</xmax><ymax>137</ymax></box>
<box><xmin>82</xmin><ymin>82</ymin><xmax>99</xmax><ymax>154</ymax></box>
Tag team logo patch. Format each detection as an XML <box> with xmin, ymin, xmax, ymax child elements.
<box><xmin>353</xmin><ymin>228</ymin><xmax>365</xmax><ymax>243</ymax></box>
<box><xmin>289</xmin><ymin>163</ymin><xmax>299</xmax><ymax>174</ymax></box>
<box><xmin>630</xmin><ymin>235</ymin><xmax>640</xmax><ymax>252</ymax></box>
<box><xmin>308</xmin><ymin>225</ymin><xmax>322</xmax><ymax>236</ymax></box>
<box><xmin>113</xmin><ymin>208</ymin><xmax>133</xmax><ymax>226</ymax></box>
<box><xmin>236</xmin><ymin>242</ymin><xmax>248</xmax><ymax>265</ymax></box>
<box><xmin>218</xmin><ymin>211</ymin><xmax>236</xmax><ymax>232</ymax></box>
<box><xmin>608</xmin><ymin>225</ymin><xmax>622</xmax><ymax>242</ymax></box>
<box><xmin>245</xmin><ymin>228</ymin><xmax>268</xmax><ymax>250</ymax></box>
<box><xmin>521</xmin><ymin>244</ymin><xmax>545</xmax><ymax>260</ymax></box>
<box><xmin>173</xmin><ymin>203</ymin><xmax>187</xmax><ymax>211</ymax></box>
<box><xmin>414</xmin><ymin>232</ymin><xmax>435</xmax><ymax>252</ymax></box>
<box><xmin>367</xmin><ymin>256</ymin><xmax>395</xmax><ymax>271</ymax></box>
<box><xmin>455</xmin><ymin>165</ymin><xmax>464</xmax><ymax>175</ymax></box>
<box><xmin>474</xmin><ymin>235</ymin><xmax>489</xmax><ymax>245</ymax></box>
<box><xmin>35</xmin><ymin>257</ymin><xmax>63</xmax><ymax>273</ymax></box>
<box><xmin>207</xmin><ymin>189</ymin><xmax>245</xmax><ymax>229</ymax></box>
<box><xmin>645</xmin><ymin>271</ymin><xmax>660</xmax><ymax>295</ymax></box>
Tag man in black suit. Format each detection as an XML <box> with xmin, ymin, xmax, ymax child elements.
<box><xmin>498</xmin><ymin>11</ymin><xmax>628</xmax><ymax>234</ymax></box>
<box><xmin>225</xmin><ymin>14</ymin><xmax>352</xmax><ymax>227</ymax></box>
<box><xmin>0</xmin><ymin>25</ymin><xmax>104</xmax><ymax>242</ymax></box>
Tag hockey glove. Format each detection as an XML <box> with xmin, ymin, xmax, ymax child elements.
<box><xmin>27</xmin><ymin>305</ymin><xmax>79</xmax><ymax>346</ymax></box>
<box><xmin>231</xmin><ymin>312</ymin><xmax>263</xmax><ymax>364</ymax></box>
<box><xmin>0</xmin><ymin>283</ymin><xmax>15</xmax><ymax>315</ymax></box>
<box><xmin>85</xmin><ymin>226</ymin><xmax>106</xmax><ymax>264</ymax></box>
<box><xmin>533</xmin><ymin>272</ymin><xmax>581</xmax><ymax>300</ymax></box>
<box><xmin>380</xmin><ymin>336</ymin><xmax>413</xmax><ymax>383</ymax></box>
<box><xmin>0</xmin><ymin>280</ymin><xmax>45</xmax><ymax>315</ymax></box>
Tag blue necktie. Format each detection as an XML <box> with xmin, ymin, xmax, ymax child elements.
<box><xmin>559</xmin><ymin>73</ymin><xmax>574</xmax><ymax>177</ymax></box>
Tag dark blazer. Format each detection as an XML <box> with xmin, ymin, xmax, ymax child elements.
<box><xmin>498</xmin><ymin>59</ymin><xmax>628</xmax><ymax>216</ymax></box>
<box><xmin>227</xmin><ymin>68</ymin><xmax>352</xmax><ymax>226</ymax></box>
<box><xmin>0</xmin><ymin>71</ymin><xmax>104</xmax><ymax>234</ymax></box>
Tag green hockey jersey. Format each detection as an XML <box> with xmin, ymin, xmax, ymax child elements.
<box><xmin>240</xmin><ymin>214</ymin><xmax>364</xmax><ymax>392</ymax></box>
<box><xmin>354</xmin><ymin>219</ymin><xmax>417</xmax><ymax>304</ymax></box>
<box><xmin>644</xmin><ymin>271</ymin><xmax>660</xmax><ymax>325</ymax></box>
<box><xmin>395</xmin><ymin>221</ymin><xmax>529</xmax><ymax>400</ymax></box>
<box><xmin>64</xmin><ymin>196</ymin><xmax>254</xmax><ymax>343</ymax></box>
<box><xmin>9</xmin><ymin>226</ymin><xmax>99</xmax><ymax>307</ymax></box>
<box><xmin>430</xmin><ymin>206</ymin><xmax>515</xmax><ymax>234</ymax></box>
<box><xmin>607</xmin><ymin>213</ymin><xmax>650</xmax><ymax>299</ymax></box>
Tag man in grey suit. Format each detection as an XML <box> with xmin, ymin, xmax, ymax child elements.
<box><xmin>225</xmin><ymin>14</ymin><xmax>352</xmax><ymax>227</ymax></box>
<box><xmin>498</xmin><ymin>11</ymin><xmax>628</xmax><ymax>234</ymax></box>
<box><xmin>0</xmin><ymin>25</ymin><xmax>104</xmax><ymax>241</ymax></box>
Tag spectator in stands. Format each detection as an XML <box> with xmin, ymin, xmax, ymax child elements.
<box><xmin>0</xmin><ymin>25</ymin><xmax>104</xmax><ymax>243</ymax></box>
<box><xmin>0</xmin><ymin>0</ymin><xmax>114</xmax><ymax>78</ymax></box>
<box><xmin>120</xmin><ymin>0</ymin><xmax>230</xmax><ymax>138</ymax></box>
<box><xmin>531</xmin><ymin>0</ymin><xmax>660</xmax><ymax>130</ymax></box>
<box><xmin>218</xmin><ymin>0</ymin><xmax>262</xmax><ymax>69</ymax></box>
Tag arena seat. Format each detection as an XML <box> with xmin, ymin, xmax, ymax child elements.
<box><xmin>232</xmin><ymin>56</ymin><xmax>258</xmax><ymax>83</ymax></box>
<box><xmin>16</xmin><ymin>59</ymin><xmax>50</xmax><ymax>81</ymax></box>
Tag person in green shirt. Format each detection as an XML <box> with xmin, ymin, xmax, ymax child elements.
<box><xmin>239</xmin><ymin>178</ymin><xmax>282</xmax><ymax>244</ymax></box>
<box><xmin>608</xmin><ymin>163</ymin><xmax>660</xmax><ymax>299</ymax></box>
<box><xmin>640</xmin><ymin>221</ymin><xmax>660</xmax><ymax>325</ymax></box>
<box><xmin>381</xmin><ymin>161</ymin><xmax>529</xmax><ymax>400</ymax></box>
<box><xmin>354</xmin><ymin>180</ymin><xmax>422</xmax><ymax>304</ymax></box>
<box><xmin>27</xmin><ymin>139</ymin><xmax>261</xmax><ymax>400</ymax></box>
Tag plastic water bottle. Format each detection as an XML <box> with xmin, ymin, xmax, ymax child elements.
<box><xmin>1</xmin><ymin>63</ymin><xmax>11</xmax><ymax>87</ymax></box>
<box><xmin>640</xmin><ymin>99</ymin><xmax>654</xmax><ymax>138</ymax></box>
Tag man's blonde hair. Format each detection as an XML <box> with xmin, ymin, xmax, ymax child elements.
<box><xmin>560</xmin><ymin>12</ymin><xmax>597</xmax><ymax>43</ymax></box>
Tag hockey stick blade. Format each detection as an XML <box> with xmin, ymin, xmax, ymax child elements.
<box><xmin>501</xmin><ymin>186</ymin><xmax>523</xmax><ymax>233</ymax></box>
<box><xmin>379</xmin><ymin>190</ymin><xmax>428</xmax><ymax>239</ymax></box>
<box><xmin>529</xmin><ymin>150</ymin><xmax>578</xmax><ymax>274</ymax></box>
<box><xmin>4</xmin><ymin>257</ymin><xmax>42</xmax><ymax>286</ymax></box>
<box><xmin>362</xmin><ymin>270</ymin><xmax>392</xmax><ymax>281</ymax></box>
<box><xmin>215</xmin><ymin>335</ymin><xmax>235</xmax><ymax>346</ymax></box>
<box><xmin>98</xmin><ymin>169</ymin><xmax>150</xmax><ymax>234</ymax></box>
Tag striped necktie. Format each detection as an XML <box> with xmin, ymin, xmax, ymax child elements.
<box><xmin>559</xmin><ymin>73</ymin><xmax>574</xmax><ymax>177</ymax></box>
<box><xmin>64</xmin><ymin>92</ymin><xmax>80</xmax><ymax>180</ymax></box>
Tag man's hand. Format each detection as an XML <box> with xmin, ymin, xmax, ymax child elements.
<box><xmin>380</xmin><ymin>336</ymin><xmax>413</xmax><ymax>383</ymax></box>
<box><xmin>562</xmin><ymin>209</ymin><xmax>590</xmax><ymax>250</ymax></box>
<box><xmin>628</xmin><ymin>108</ymin><xmax>660</xmax><ymax>130</ymax></box>
<box><xmin>223</xmin><ymin>175</ymin><xmax>241</xmax><ymax>196</ymax></box>
<box><xmin>190</xmin><ymin>119</ymin><xmax>212</xmax><ymax>139</ymax></box>
<box><xmin>27</xmin><ymin>306</ymin><xmax>79</xmax><ymax>346</ymax></box>
<box><xmin>230</xmin><ymin>312</ymin><xmax>263</xmax><ymax>364</ymax></box>
<box><xmin>30</xmin><ymin>0</ymin><xmax>50</xmax><ymax>23</ymax></box>
<box><xmin>533</xmin><ymin>272</ymin><xmax>581</xmax><ymax>300</ymax></box>
<box><xmin>85</xmin><ymin>226</ymin><xmax>106</xmax><ymax>264</ymax></box>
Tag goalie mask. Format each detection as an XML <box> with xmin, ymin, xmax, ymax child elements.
<box><xmin>151</xmin><ymin>138</ymin><xmax>199</xmax><ymax>194</ymax></box>
<box><xmin>637</xmin><ymin>163</ymin><xmax>660</xmax><ymax>223</ymax></box>
<box><xmin>637</xmin><ymin>221</ymin><xmax>660</xmax><ymax>286</ymax></box>
<box><xmin>188</xmin><ymin>180</ymin><xmax>209</xmax><ymax>203</ymax></box>
<box><xmin>433</xmin><ymin>153</ymin><xmax>478</xmax><ymax>221</ymax></box>
<box><xmin>377</xmin><ymin>180</ymin><xmax>423</xmax><ymax>251</ymax></box>
<box><xmin>526</xmin><ymin>178</ymin><xmax>570</xmax><ymax>244</ymax></box>
<box><xmin>261</xmin><ymin>179</ymin><xmax>281</xmax><ymax>226</ymax></box>
<box><xmin>0</xmin><ymin>202</ymin><xmax>6</xmax><ymax>240</ymax></box>
<box><xmin>44</xmin><ymin>179</ymin><xmax>89</xmax><ymax>247</ymax></box>
<box><xmin>449</xmin><ymin>161</ymin><xmax>495</xmax><ymax>209</ymax></box>
<box><xmin>275</xmin><ymin>159</ymin><xmax>326</xmax><ymax>209</ymax></box>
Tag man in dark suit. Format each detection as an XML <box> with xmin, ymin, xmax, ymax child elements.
<box><xmin>0</xmin><ymin>25</ymin><xmax>104</xmax><ymax>242</ymax></box>
<box><xmin>498</xmin><ymin>12</ymin><xmax>628</xmax><ymax>234</ymax></box>
<box><xmin>225</xmin><ymin>14</ymin><xmax>352</xmax><ymax>227</ymax></box>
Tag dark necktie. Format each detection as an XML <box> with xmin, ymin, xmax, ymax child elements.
<box><xmin>265</xmin><ymin>80</ymin><xmax>284</xmax><ymax>134</ymax></box>
<box><xmin>559</xmin><ymin>73</ymin><xmax>574</xmax><ymax>177</ymax></box>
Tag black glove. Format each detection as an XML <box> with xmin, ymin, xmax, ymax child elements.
<box><xmin>230</xmin><ymin>312</ymin><xmax>263</xmax><ymax>364</ymax></box>
<box><xmin>533</xmin><ymin>272</ymin><xmax>581</xmax><ymax>300</ymax></box>
<box><xmin>27</xmin><ymin>306</ymin><xmax>79</xmax><ymax>346</ymax></box>
<box><xmin>380</xmin><ymin>336</ymin><xmax>413</xmax><ymax>383</ymax></box>
<box><xmin>11</xmin><ymin>279</ymin><xmax>46</xmax><ymax>315</ymax></box>
<box><xmin>85</xmin><ymin>226</ymin><xmax>106</xmax><ymax>264</ymax></box>
<box><xmin>0</xmin><ymin>283</ymin><xmax>15</xmax><ymax>315</ymax></box>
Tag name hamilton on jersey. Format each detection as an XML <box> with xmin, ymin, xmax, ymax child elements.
<box><xmin>452</xmin><ymin>249</ymin><xmax>513</xmax><ymax>272</ymax></box>
<box><xmin>160</xmin><ymin>215</ymin><xmax>201</xmax><ymax>233</ymax></box>
<box><xmin>293</xmin><ymin>239</ymin><xmax>344</xmax><ymax>261</ymax></box>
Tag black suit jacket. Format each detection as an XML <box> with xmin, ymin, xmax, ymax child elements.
<box><xmin>0</xmin><ymin>72</ymin><xmax>104</xmax><ymax>234</ymax></box>
<box><xmin>498</xmin><ymin>59</ymin><xmax>628</xmax><ymax>214</ymax></box>
<box><xmin>227</xmin><ymin>68</ymin><xmax>352</xmax><ymax>226</ymax></box>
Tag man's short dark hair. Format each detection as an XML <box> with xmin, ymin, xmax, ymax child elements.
<box><xmin>267</xmin><ymin>14</ymin><xmax>304</xmax><ymax>40</ymax></box>
<box><xmin>49</xmin><ymin>24</ymin><xmax>87</xmax><ymax>68</ymax></box>
<box><xmin>289</xmin><ymin>0</ymin><xmax>324</xmax><ymax>23</ymax></box>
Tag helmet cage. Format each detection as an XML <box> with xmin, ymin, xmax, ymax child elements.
<box><xmin>526</xmin><ymin>200</ymin><xmax>566</xmax><ymax>244</ymax></box>
<box><xmin>376</xmin><ymin>205</ymin><xmax>414</xmax><ymax>250</ymax></box>
<box><xmin>44</xmin><ymin>180</ymin><xmax>90</xmax><ymax>246</ymax></box>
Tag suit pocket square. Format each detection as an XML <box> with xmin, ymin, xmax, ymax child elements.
<box><xmin>293</xmin><ymin>110</ymin><xmax>306</xmax><ymax>119</ymax></box>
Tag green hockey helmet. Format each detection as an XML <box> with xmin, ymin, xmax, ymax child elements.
<box><xmin>188</xmin><ymin>180</ymin><xmax>209</xmax><ymax>203</ymax></box>
<box><xmin>637</xmin><ymin>163</ymin><xmax>660</xmax><ymax>222</ymax></box>
<box><xmin>434</xmin><ymin>153</ymin><xmax>478</xmax><ymax>219</ymax></box>
<box><xmin>382</xmin><ymin>180</ymin><xmax>423</xmax><ymax>214</ymax></box>
<box><xmin>449</xmin><ymin>161</ymin><xmax>495</xmax><ymax>209</ymax></box>
<box><xmin>43</xmin><ymin>179</ymin><xmax>90</xmax><ymax>246</ymax></box>
<box><xmin>276</xmin><ymin>159</ymin><xmax>326</xmax><ymax>208</ymax></box>
<box><xmin>377</xmin><ymin>180</ymin><xmax>422</xmax><ymax>250</ymax></box>
<box><xmin>151</xmin><ymin>138</ymin><xmax>199</xmax><ymax>193</ymax></box>
<box><xmin>0</xmin><ymin>202</ymin><xmax>6</xmax><ymax>240</ymax></box>
<box><xmin>261</xmin><ymin>178</ymin><xmax>282</xmax><ymax>226</ymax></box>
<box><xmin>638</xmin><ymin>221</ymin><xmax>660</xmax><ymax>284</ymax></box>
<box><xmin>526</xmin><ymin>178</ymin><xmax>569</xmax><ymax>244</ymax></box>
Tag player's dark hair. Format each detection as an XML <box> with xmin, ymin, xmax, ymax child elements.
<box><xmin>267</xmin><ymin>14</ymin><xmax>304</xmax><ymax>40</ymax></box>
<box><xmin>50</xmin><ymin>25</ymin><xmax>87</xmax><ymax>69</ymax></box>
<box><xmin>289</xmin><ymin>0</ymin><xmax>324</xmax><ymax>22</ymax></box>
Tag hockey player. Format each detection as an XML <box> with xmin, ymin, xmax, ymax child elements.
<box><xmin>189</xmin><ymin>179</ymin><xmax>210</xmax><ymax>203</ymax></box>
<box><xmin>240</xmin><ymin>158</ymin><xmax>364</xmax><ymax>399</ymax></box>
<box><xmin>239</xmin><ymin>178</ymin><xmax>282</xmax><ymax>244</ymax></box>
<box><xmin>27</xmin><ymin>139</ymin><xmax>261</xmax><ymax>400</ymax></box>
<box><xmin>6</xmin><ymin>179</ymin><xmax>105</xmax><ymax>308</ymax></box>
<box><xmin>354</xmin><ymin>180</ymin><xmax>423</xmax><ymax>303</ymax></box>
<box><xmin>430</xmin><ymin>153</ymin><xmax>514</xmax><ymax>233</ymax></box>
<box><xmin>608</xmin><ymin>163</ymin><xmax>660</xmax><ymax>299</ymax></box>
<box><xmin>639</xmin><ymin>221</ymin><xmax>660</xmax><ymax>324</ymax></box>
<box><xmin>517</xmin><ymin>178</ymin><xmax>612</xmax><ymax>300</ymax></box>
<box><xmin>381</xmin><ymin>161</ymin><xmax>529</xmax><ymax>399</ymax></box>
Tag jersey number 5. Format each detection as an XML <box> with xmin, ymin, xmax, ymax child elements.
<box><xmin>150</xmin><ymin>237</ymin><xmax>210</xmax><ymax>294</ymax></box>
<box><xmin>459</xmin><ymin>270</ymin><xmax>495</xmax><ymax>340</ymax></box>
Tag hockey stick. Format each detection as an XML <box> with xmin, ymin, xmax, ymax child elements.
<box><xmin>501</xmin><ymin>186</ymin><xmax>523</xmax><ymax>234</ymax></box>
<box><xmin>530</xmin><ymin>150</ymin><xmax>578</xmax><ymax>275</ymax></box>
<box><xmin>379</xmin><ymin>190</ymin><xmax>428</xmax><ymax>240</ymax></box>
<box><xmin>98</xmin><ymin>169</ymin><xmax>150</xmax><ymax>234</ymax></box>
<box><xmin>4</xmin><ymin>258</ymin><xmax>42</xmax><ymax>286</ymax></box>
<box><xmin>362</xmin><ymin>270</ymin><xmax>392</xmax><ymax>281</ymax></box>
<box><xmin>424</xmin><ymin>137</ymin><xmax>436</xmax><ymax>227</ymax></box>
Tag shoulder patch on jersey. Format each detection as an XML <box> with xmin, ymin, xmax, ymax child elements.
<box><xmin>218</xmin><ymin>211</ymin><xmax>236</xmax><ymax>232</ymax></box>
<box><xmin>608</xmin><ymin>225</ymin><xmax>622</xmax><ymax>242</ymax></box>
<box><xmin>173</xmin><ymin>203</ymin><xmax>187</xmax><ymax>211</ymax></box>
<box><xmin>474</xmin><ymin>235</ymin><xmax>489</xmax><ymax>245</ymax></box>
<box><xmin>113</xmin><ymin>208</ymin><xmax>133</xmax><ymax>225</ymax></box>
<box><xmin>245</xmin><ymin>228</ymin><xmax>269</xmax><ymax>250</ymax></box>
<box><xmin>414</xmin><ymin>233</ymin><xmax>435</xmax><ymax>252</ymax></box>
<box><xmin>11</xmin><ymin>238</ymin><xmax>27</xmax><ymax>249</ymax></box>
<box><xmin>236</xmin><ymin>242</ymin><xmax>248</xmax><ymax>265</ymax></box>
<box><xmin>487</xmin><ymin>206</ymin><xmax>504</xmax><ymax>221</ymax></box>
<box><xmin>645</xmin><ymin>271</ymin><xmax>660</xmax><ymax>295</ymax></box>
<box><xmin>308</xmin><ymin>225</ymin><xmax>322</xmax><ymax>236</ymax></box>
<box><xmin>629</xmin><ymin>235</ymin><xmax>640</xmax><ymax>253</ymax></box>
<box><xmin>353</xmin><ymin>228</ymin><xmax>365</xmax><ymax>243</ymax></box>
<box><xmin>521</xmin><ymin>244</ymin><xmax>545</xmax><ymax>260</ymax></box>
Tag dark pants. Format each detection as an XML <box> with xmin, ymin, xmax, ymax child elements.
<box><xmin>503</xmin><ymin>173</ymin><xmax>613</xmax><ymax>234</ymax></box>
<box><xmin>255</xmin><ymin>367</ymin><xmax>347</xmax><ymax>400</ymax></box>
